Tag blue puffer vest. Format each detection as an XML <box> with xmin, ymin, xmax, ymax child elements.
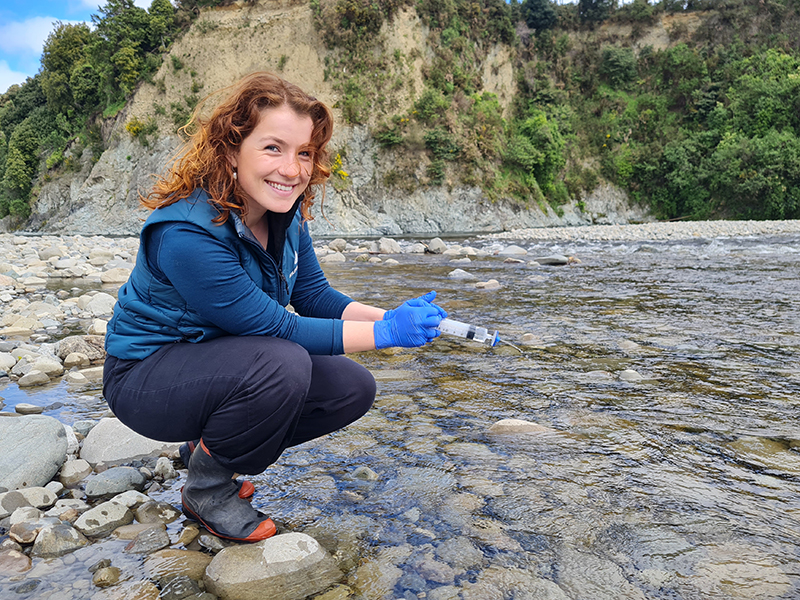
<box><xmin>105</xmin><ymin>189</ymin><xmax>302</xmax><ymax>360</ymax></box>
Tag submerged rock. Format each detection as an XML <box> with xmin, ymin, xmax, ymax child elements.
<box><xmin>488</xmin><ymin>418</ymin><xmax>558</xmax><ymax>435</ymax></box>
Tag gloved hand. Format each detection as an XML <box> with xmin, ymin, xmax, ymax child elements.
<box><xmin>374</xmin><ymin>291</ymin><xmax>447</xmax><ymax>349</ymax></box>
<box><xmin>382</xmin><ymin>291</ymin><xmax>447</xmax><ymax>322</ymax></box>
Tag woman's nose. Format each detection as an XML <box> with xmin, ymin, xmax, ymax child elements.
<box><xmin>279</xmin><ymin>158</ymin><xmax>302</xmax><ymax>178</ymax></box>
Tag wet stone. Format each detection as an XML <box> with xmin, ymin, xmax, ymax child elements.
<box><xmin>92</xmin><ymin>565</ymin><xmax>122</xmax><ymax>588</ymax></box>
<box><xmin>124</xmin><ymin>525</ymin><xmax>171</xmax><ymax>554</ymax></box>
<box><xmin>0</xmin><ymin>549</ymin><xmax>32</xmax><ymax>575</ymax></box>
<box><xmin>160</xmin><ymin>575</ymin><xmax>202</xmax><ymax>600</ymax></box>
<box><xmin>134</xmin><ymin>500</ymin><xmax>181</xmax><ymax>524</ymax></box>
<box><xmin>113</xmin><ymin>522</ymin><xmax>166</xmax><ymax>540</ymax></box>
<box><xmin>11</xmin><ymin>578</ymin><xmax>41</xmax><ymax>594</ymax></box>
<box><xmin>435</xmin><ymin>537</ymin><xmax>485</xmax><ymax>570</ymax></box>
<box><xmin>9</xmin><ymin>521</ymin><xmax>42</xmax><ymax>544</ymax></box>
<box><xmin>14</xmin><ymin>402</ymin><xmax>44</xmax><ymax>414</ymax></box>
<box><xmin>88</xmin><ymin>557</ymin><xmax>113</xmax><ymax>573</ymax></box>
<box><xmin>31</xmin><ymin>523</ymin><xmax>90</xmax><ymax>558</ymax></box>
<box><xmin>143</xmin><ymin>548</ymin><xmax>213</xmax><ymax>585</ymax></box>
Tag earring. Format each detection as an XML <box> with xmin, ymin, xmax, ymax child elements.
<box><xmin>233</xmin><ymin>170</ymin><xmax>238</xmax><ymax>180</ymax></box>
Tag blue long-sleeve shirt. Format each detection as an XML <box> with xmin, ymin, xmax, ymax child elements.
<box><xmin>105</xmin><ymin>191</ymin><xmax>353</xmax><ymax>359</ymax></box>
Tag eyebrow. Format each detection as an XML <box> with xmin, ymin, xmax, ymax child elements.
<box><xmin>255</xmin><ymin>135</ymin><xmax>288</xmax><ymax>145</ymax></box>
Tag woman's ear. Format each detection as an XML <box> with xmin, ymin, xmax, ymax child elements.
<box><xmin>227</xmin><ymin>153</ymin><xmax>238</xmax><ymax>169</ymax></box>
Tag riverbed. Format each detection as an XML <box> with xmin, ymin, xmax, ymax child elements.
<box><xmin>2</xmin><ymin>225</ymin><xmax>800</xmax><ymax>599</ymax></box>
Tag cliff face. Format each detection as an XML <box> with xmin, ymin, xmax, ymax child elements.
<box><xmin>23</xmin><ymin>0</ymin><xmax>652</xmax><ymax>237</ymax></box>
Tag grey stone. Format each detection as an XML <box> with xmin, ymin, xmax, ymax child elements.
<box><xmin>204</xmin><ymin>532</ymin><xmax>342</xmax><ymax>600</ymax></box>
<box><xmin>447</xmin><ymin>268</ymin><xmax>477</xmax><ymax>280</ymax></box>
<box><xmin>84</xmin><ymin>292</ymin><xmax>117</xmax><ymax>316</ymax></box>
<box><xmin>59</xmin><ymin>459</ymin><xmax>93</xmax><ymax>487</ymax></box>
<box><xmin>154</xmin><ymin>456</ymin><xmax>178</xmax><ymax>480</ymax></box>
<box><xmin>72</xmin><ymin>420</ymin><xmax>97</xmax><ymax>437</ymax></box>
<box><xmin>93</xmin><ymin>566</ymin><xmax>122</xmax><ymax>588</ymax></box>
<box><xmin>319</xmin><ymin>252</ymin><xmax>346</xmax><ymax>263</ymax></box>
<box><xmin>160</xmin><ymin>575</ymin><xmax>203</xmax><ymax>600</ymax></box>
<box><xmin>327</xmin><ymin>238</ymin><xmax>347</xmax><ymax>252</ymax></box>
<box><xmin>144</xmin><ymin>549</ymin><xmax>213</xmax><ymax>586</ymax></box>
<box><xmin>74</xmin><ymin>500</ymin><xmax>134</xmax><ymax>537</ymax></box>
<box><xmin>55</xmin><ymin>335</ymin><xmax>106</xmax><ymax>362</ymax></box>
<box><xmin>435</xmin><ymin>536</ymin><xmax>484</xmax><ymax>570</ymax></box>
<box><xmin>134</xmin><ymin>500</ymin><xmax>182</xmax><ymax>525</ymax></box>
<box><xmin>124</xmin><ymin>525</ymin><xmax>171</xmax><ymax>554</ymax></box>
<box><xmin>618</xmin><ymin>369</ymin><xmax>645</xmax><ymax>382</ymax></box>
<box><xmin>17</xmin><ymin>487</ymin><xmax>57</xmax><ymax>509</ymax></box>
<box><xmin>427</xmin><ymin>238</ymin><xmax>447</xmax><ymax>254</ymax></box>
<box><xmin>488</xmin><ymin>419</ymin><xmax>558</xmax><ymax>435</ymax></box>
<box><xmin>0</xmin><ymin>415</ymin><xmax>68</xmax><ymax>491</ymax></box>
<box><xmin>498</xmin><ymin>244</ymin><xmax>528</xmax><ymax>255</ymax></box>
<box><xmin>0</xmin><ymin>491</ymin><xmax>32</xmax><ymax>520</ymax></box>
<box><xmin>31</xmin><ymin>523</ymin><xmax>89</xmax><ymax>558</ymax></box>
<box><xmin>377</xmin><ymin>237</ymin><xmax>402</xmax><ymax>254</ymax></box>
<box><xmin>80</xmin><ymin>417</ymin><xmax>180</xmax><ymax>466</ymax></box>
<box><xmin>85</xmin><ymin>466</ymin><xmax>146</xmax><ymax>498</ymax></box>
<box><xmin>532</xmin><ymin>254</ymin><xmax>570</xmax><ymax>265</ymax></box>
<box><xmin>14</xmin><ymin>403</ymin><xmax>44</xmax><ymax>415</ymax></box>
<box><xmin>112</xmin><ymin>490</ymin><xmax>151</xmax><ymax>509</ymax></box>
<box><xmin>17</xmin><ymin>371</ymin><xmax>51</xmax><ymax>387</ymax></box>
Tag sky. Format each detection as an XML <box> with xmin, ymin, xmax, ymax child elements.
<box><xmin>0</xmin><ymin>0</ymin><xmax>151</xmax><ymax>95</ymax></box>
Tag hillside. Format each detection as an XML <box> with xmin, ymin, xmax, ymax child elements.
<box><xmin>1</xmin><ymin>0</ymin><xmax>798</xmax><ymax>235</ymax></box>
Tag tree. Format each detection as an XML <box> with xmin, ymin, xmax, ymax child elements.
<box><xmin>599</xmin><ymin>46</ymin><xmax>638</xmax><ymax>88</ymax></box>
<box><xmin>579</xmin><ymin>0</ymin><xmax>615</xmax><ymax>23</ymax></box>
<box><xmin>522</xmin><ymin>0</ymin><xmax>558</xmax><ymax>31</ymax></box>
<box><xmin>40</xmin><ymin>22</ymin><xmax>94</xmax><ymax>114</ymax></box>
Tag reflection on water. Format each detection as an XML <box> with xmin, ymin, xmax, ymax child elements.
<box><xmin>3</xmin><ymin>233</ymin><xmax>800</xmax><ymax>598</ymax></box>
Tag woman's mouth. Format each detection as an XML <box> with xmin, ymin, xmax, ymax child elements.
<box><xmin>267</xmin><ymin>181</ymin><xmax>294</xmax><ymax>192</ymax></box>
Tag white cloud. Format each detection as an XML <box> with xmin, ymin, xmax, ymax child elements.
<box><xmin>77</xmin><ymin>0</ymin><xmax>153</xmax><ymax>10</ymax></box>
<box><xmin>0</xmin><ymin>60</ymin><xmax>32</xmax><ymax>95</ymax></box>
<box><xmin>0</xmin><ymin>16</ymin><xmax>66</xmax><ymax>56</ymax></box>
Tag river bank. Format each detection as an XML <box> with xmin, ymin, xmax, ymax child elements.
<box><xmin>487</xmin><ymin>218</ymin><xmax>800</xmax><ymax>241</ymax></box>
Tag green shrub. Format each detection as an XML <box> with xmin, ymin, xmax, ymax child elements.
<box><xmin>599</xmin><ymin>46</ymin><xmax>638</xmax><ymax>88</ymax></box>
<box><xmin>414</xmin><ymin>89</ymin><xmax>450</xmax><ymax>124</ymax></box>
<box><xmin>424</xmin><ymin>128</ymin><xmax>460</xmax><ymax>160</ymax></box>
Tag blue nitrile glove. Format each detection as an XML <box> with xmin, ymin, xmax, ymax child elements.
<box><xmin>374</xmin><ymin>298</ymin><xmax>445</xmax><ymax>349</ymax></box>
<box><xmin>382</xmin><ymin>291</ymin><xmax>448</xmax><ymax>322</ymax></box>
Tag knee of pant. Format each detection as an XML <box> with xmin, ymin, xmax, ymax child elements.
<box><xmin>352</xmin><ymin>366</ymin><xmax>377</xmax><ymax>416</ymax></box>
<box><xmin>252</xmin><ymin>339</ymin><xmax>313</xmax><ymax>388</ymax></box>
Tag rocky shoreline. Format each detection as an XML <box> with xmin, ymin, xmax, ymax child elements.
<box><xmin>1</xmin><ymin>220</ymin><xmax>798</xmax><ymax>600</ymax></box>
<box><xmin>486</xmin><ymin>218</ymin><xmax>800</xmax><ymax>241</ymax></box>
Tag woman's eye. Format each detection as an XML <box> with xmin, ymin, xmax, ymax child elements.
<box><xmin>265</xmin><ymin>145</ymin><xmax>279</xmax><ymax>152</ymax></box>
<box><xmin>299</xmin><ymin>151</ymin><xmax>311</xmax><ymax>158</ymax></box>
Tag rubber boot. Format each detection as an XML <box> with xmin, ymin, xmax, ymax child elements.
<box><xmin>180</xmin><ymin>440</ymin><xmax>255</xmax><ymax>499</ymax></box>
<box><xmin>181</xmin><ymin>440</ymin><xmax>276</xmax><ymax>542</ymax></box>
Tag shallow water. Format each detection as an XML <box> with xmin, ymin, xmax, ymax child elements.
<box><xmin>3</xmin><ymin>233</ymin><xmax>800</xmax><ymax>599</ymax></box>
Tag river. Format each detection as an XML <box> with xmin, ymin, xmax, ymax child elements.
<box><xmin>2</xmin><ymin>231</ymin><xmax>800</xmax><ymax>599</ymax></box>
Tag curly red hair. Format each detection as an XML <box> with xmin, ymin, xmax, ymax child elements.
<box><xmin>143</xmin><ymin>72</ymin><xmax>333</xmax><ymax>223</ymax></box>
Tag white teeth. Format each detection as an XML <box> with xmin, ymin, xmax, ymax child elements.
<box><xmin>269</xmin><ymin>182</ymin><xmax>292</xmax><ymax>192</ymax></box>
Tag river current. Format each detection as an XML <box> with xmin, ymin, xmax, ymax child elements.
<box><xmin>2</xmin><ymin>231</ymin><xmax>799</xmax><ymax>599</ymax></box>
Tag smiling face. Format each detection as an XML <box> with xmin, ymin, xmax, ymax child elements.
<box><xmin>229</xmin><ymin>104</ymin><xmax>314</xmax><ymax>226</ymax></box>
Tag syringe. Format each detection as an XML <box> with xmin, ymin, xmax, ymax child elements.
<box><xmin>437</xmin><ymin>318</ymin><xmax>500</xmax><ymax>347</ymax></box>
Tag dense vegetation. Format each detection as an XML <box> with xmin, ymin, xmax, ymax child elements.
<box><xmin>1</xmin><ymin>0</ymin><xmax>798</xmax><ymax>224</ymax></box>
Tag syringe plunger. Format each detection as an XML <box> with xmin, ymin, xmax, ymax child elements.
<box><xmin>437</xmin><ymin>318</ymin><xmax>500</xmax><ymax>347</ymax></box>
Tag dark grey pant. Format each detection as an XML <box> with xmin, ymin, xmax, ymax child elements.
<box><xmin>102</xmin><ymin>336</ymin><xmax>376</xmax><ymax>474</ymax></box>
